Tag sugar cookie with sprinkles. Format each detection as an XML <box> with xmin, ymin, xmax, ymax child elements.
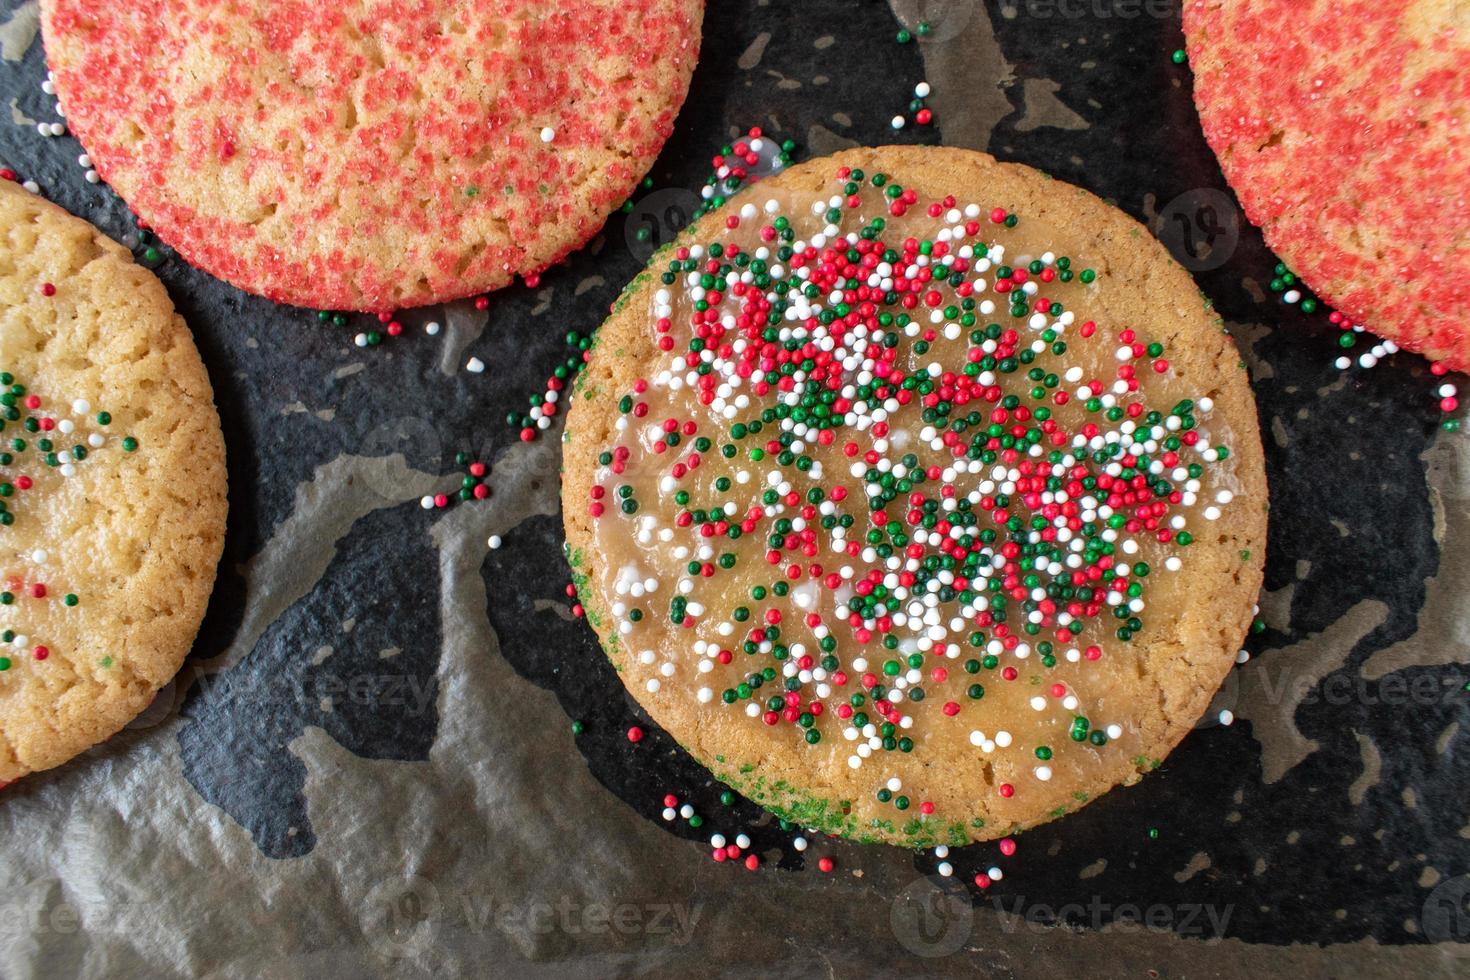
<box><xmin>563</xmin><ymin>147</ymin><xmax>1267</xmax><ymax>847</ymax></box>
<box><xmin>0</xmin><ymin>179</ymin><xmax>227</xmax><ymax>782</ymax></box>
<box><xmin>39</xmin><ymin>0</ymin><xmax>704</xmax><ymax>311</ymax></box>
<box><xmin>1185</xmin><ymin>0</ymin><xmax>1470</xmax><ymax>371</ymax></box>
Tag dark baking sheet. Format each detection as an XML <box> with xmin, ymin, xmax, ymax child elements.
<box><xmin>1</xmin><ymin>0</ymin><xmax>1466</xmax><ymax>975</ymax></box>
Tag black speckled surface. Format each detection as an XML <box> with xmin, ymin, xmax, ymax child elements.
<box><xmin>1</xmin><ymin>1</ymin><xmax>1467</xmax><ymax>975</ymax></box>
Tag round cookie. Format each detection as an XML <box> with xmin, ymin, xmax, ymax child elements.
<box><xmin>1185</xmin><ymin>0</ymin><xmax>1470</xmax><ymax>371</ymax></box>
<box><xmin>563</xmin><ymin>146</ymin><xmax>1267</xmax><ymax>847</ymax></box>
<box><xmin>40</xmin><ymin>0</ymin><xmax>704</xmax><ymax>312</ymax></box>
<box><xmin>0</xmin><ymin>178</ymin><xmax>227</xmax><ymax>782</ymax></box>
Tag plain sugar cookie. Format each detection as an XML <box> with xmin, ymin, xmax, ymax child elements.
<box><xmin>0</xmin><ymin>178</ymin><xmax>227</xmax><ymax>781</ymax></box>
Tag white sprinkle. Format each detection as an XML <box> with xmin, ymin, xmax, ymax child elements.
<box><xmin>354</xmin><ymin>333</ymin><xmax>369</xmax><ymax>347</ymax></box>
<box><xmin>793</xmin><ymin>836</ymin><xmax>808</xmax><ymax>852</ymax></box>
<box><xmin>419</xmin><ymin>496</ymin><xmax>434</xmax><ymax>509</ymax></box>
<box><xmin>914</xmin><ymin>81</ymin><xmax>931</xmax><ymax>98</ymax></box>
<box><xmin>540</xmin><ymin>126</ymin><xmax>556</xmax><ymax>143</ymax></box>
<box><xmin>1218</xmin><ymin>709</ymin><xmax>1234</xmax><ymax>726</ymax></box>
<box><xmin>425</xmin><ymin>321</ymin><xmax>441</xmax><ymax>336</ymax></box>
<box><xmin>891</xmin><ymin>115</ymin><xmax>906</xmax><ymax>130</ymax></box>
<box><xmin>466</xmin><ymin>357</ymin><xmax>485</xmax><ymax>373</ymax></box>
<box><xmin>487</xmin><ymin>534</ymin><xmax>503</xmax><ymax>550</ymax></box>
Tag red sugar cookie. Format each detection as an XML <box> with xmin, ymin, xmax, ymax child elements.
<box><xmin>41</xmin><ymin>0</ymin><xmax>704</xmax><ymax>311</ymax></box>
<box><xmin>1185</xmin><ymin>0</ymin><xmax>1470</xmax><ymax>370</ymax></box>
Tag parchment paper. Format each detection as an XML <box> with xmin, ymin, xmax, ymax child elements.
<box><xmin>1</xmin><ymin>1</ymin><xmax>1466</xmax><ymax>976</ymax></box>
